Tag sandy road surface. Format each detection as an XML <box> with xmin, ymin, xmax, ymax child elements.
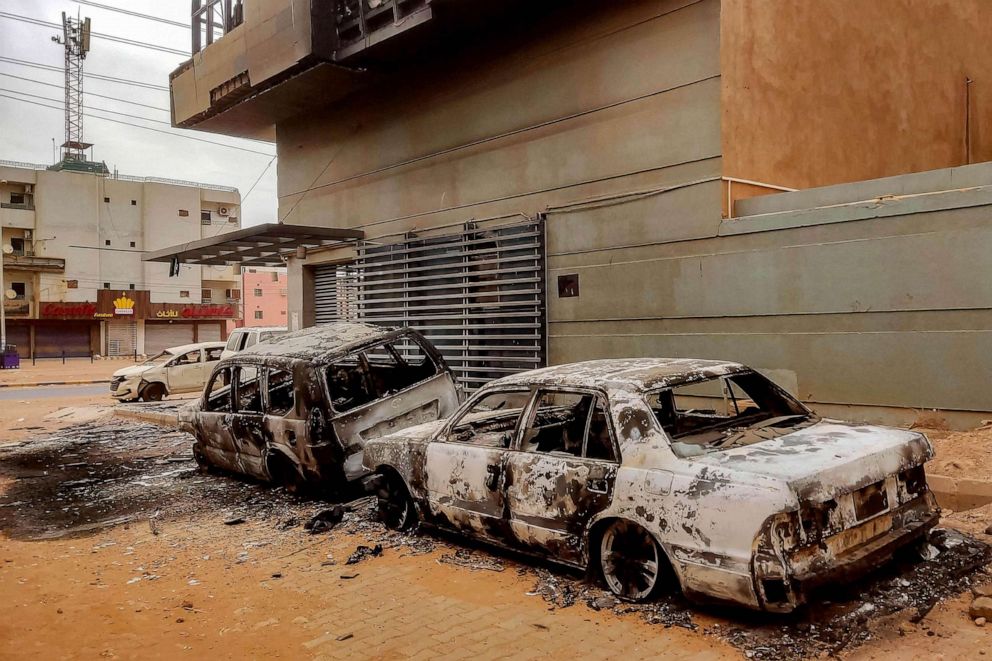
<box><xmin>0</xmin><ymin>395</ymin><xmax>988</xmax><ymax>660</ymax></box>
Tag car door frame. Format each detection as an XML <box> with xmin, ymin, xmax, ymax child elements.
<box><xmin>260</xmin><ymin>364</ymin><xmax>308</xmax><ymax>473</ymax></box>
<box><xmin>195</xmin><ymin>364</ymin><xmax>239</xmax><ymax>471</ymax></box>
<box><xmin>503</xmin><ymin>385</ymin><xmax>622</xmax><ymax>564</ymax></box>
<box><xmin>424</xmin><ymin>386</ymin><xmax>535</xmax><ymax>541</ymax></box>
<box><xmin>229</xmin><ymin>363</ymin><xmax>268</xmax><ymax>479</ymax></box>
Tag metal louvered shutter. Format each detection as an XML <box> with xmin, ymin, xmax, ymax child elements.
<box><xmin>144</xmin><ymin>322</ymin><xmax>195</xmax><ymax>355</ymax></box>
<box><xmin>311</xmin><ymin>217</ymin><xmax>546</xmax><ymax>391</ymax></box>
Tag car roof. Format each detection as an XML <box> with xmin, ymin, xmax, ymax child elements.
<box><xmin>233</xmin><ymin>326</ymin><xmax>286</xmax><ymax>333</ymax></box>
<box><xmin>165</xmin><ymin>341</ymin><xmax>227</xmax><ymax>355</ymax></box>
<box><xmin>487</xmin><ymin>358</ymin><xmax>748</xmax><ymax>393</ymax></box>
<box><xmin>228</xmin><ymin>322</ymin><xmax>406</xmax><ymax>364</ymax></box>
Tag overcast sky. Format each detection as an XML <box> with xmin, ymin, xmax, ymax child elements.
<box><xmin>0</xmin><ymin>0</ymin><xmax>277</xmax><ymax>226</ymax></box>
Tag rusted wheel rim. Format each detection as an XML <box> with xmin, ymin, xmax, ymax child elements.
<box><xmin>600</xmin><ymin>520</ymin><xmax>660</xmax><ymax>601</ymax></box>
<box><xmin>378</xmin><ymin>475</ymin><xmax>413</xmax><ymax>530</ymax></box>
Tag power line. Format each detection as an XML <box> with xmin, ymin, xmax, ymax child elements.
<box><xmin>0</xmin><ymin>55</ymin><xmax>170</xmax><ymax>91</ymax></box>
<box><xmin>0</xmin><ymin>11</ymin><xmax>189</xmax><ymax>57</ymax></box>
<box><xmin>0</xmin><ymin>93</ymin><xmax>275</xmax><ymax>156</ymax></box>
<box><xmin>71</xmin><ymin>1</ymin><xmax>190</xmax><ymax>29</ymax></box>
<box><xmin>0</xmin><ymin>71</ymin><xmax>169</xmax><ymax>113</ymax></box>
<box><xmin>0</xmin><ymin>87</ymin><xmax>169</xmax><ymax>125</ymax></box>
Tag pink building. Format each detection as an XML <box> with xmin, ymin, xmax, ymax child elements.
<box><xmin>239</xmin><ymin>267</ymin><xmax>288</xmax><ymax>328</ymax></box>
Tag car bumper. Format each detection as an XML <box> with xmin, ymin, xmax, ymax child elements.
<box><xmin>758</xmin><ymin>491</ymin><xmax>940</xmax><ymax>612</ymax></box>
<box><xmin>111</xmin><ymin>381</ymin><xmax>138</xmax><ymax>399</ymax></box>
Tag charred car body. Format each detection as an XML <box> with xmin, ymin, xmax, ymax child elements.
<box><xmin>363</xmin><ymin>358</ymin><xmax>939</xmax><ymax>611</ymax></box>
<box><xmin>182</xmin><ymin>323</ymin><xmax>460</xmax><ymax>494</ymax></box>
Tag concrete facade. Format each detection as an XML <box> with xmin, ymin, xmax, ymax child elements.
<box><xmin>240</xmin><ymin>267</ymin><xmax>288</xmax><ymax>327</ymax></box>
<box><xmin>0</xmin><ymin>161</ymin><xmax>242</xmax><ymax>357</ymax></box>
<box><xmin>169</xmin><ymin>0</ymin><xmax>992</xmax><ymax>427</ymax></box>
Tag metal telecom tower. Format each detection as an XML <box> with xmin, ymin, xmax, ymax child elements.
<box><xmin>51</xmin><ymin>12</ymin><xmax>105</xmax><ymax>172</ymax></box>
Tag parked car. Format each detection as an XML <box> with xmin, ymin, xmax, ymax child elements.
<box><xmin>220</xmin><ymin>326</ymin><xmax>287</xmax><ymax>359</ymax></box>
<box><xmin>181</xmin><ymin>322</ymin><xmax>460</xmax><ymax>495</ymax></box>
<box><xmin>363</xmin><ymin>358</ymin><xmax>939</xmax><ymax>612</ymax></box>
<box><xmin>111</xmin><ymin>342</ymin><xmax>226</xmax><ymax>402</ymax></box>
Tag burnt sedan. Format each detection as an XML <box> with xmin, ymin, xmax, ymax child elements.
<box><xmin>181</xmin><ymin>323</ymin><xmax>460</xmax><ymax>495</ymax></box>
<box><xmin>363</xmin><ymin>358</ymin><xmax>939</xmax><ymax>611</ymax></box>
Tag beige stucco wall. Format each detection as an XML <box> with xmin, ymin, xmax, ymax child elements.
<box><xmin>1</xmin><ymin>165</ymin><xmax>240</xmax><ymax>308</ymax></box>
<box><xmin>721</xmin><ymin>0</ymin><xmax>992</xmax><ymax>189</ymax></box>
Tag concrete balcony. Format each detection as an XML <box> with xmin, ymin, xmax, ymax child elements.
<box><xmin>0</xmin><ymin>204</ymin><xmax>36</xmax><ymax>230</ymax></box>
<box><xmin>170</xmin><ymin>0</ymin><xmax>527</xmax><ymax>140</ymax></box>
<box><xmin>3</xmin><ymin>254</ymin><xmax>65</xmax><ymax>272</ymax></box>
<box><xmin>2</xmin><ymin>299</ymin><xmax>30</xmax><ymax>317</ymax></box>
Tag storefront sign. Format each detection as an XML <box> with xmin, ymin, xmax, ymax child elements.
<box><xmin>40</xmin><ymin>302</ymin><xmax>98</xmax><ymax>318</ymax></box>
<box><xmin>40</xmin><ymin>291</ymin><xmax>239</xmax><ymax>320</ymax></box>
<box><xmin>113</xmin><ymin>295</ymin><xmax>136</xmax><ymax>315</ymax></box>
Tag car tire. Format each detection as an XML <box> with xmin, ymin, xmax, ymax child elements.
<box><xmin>376</xmin><ymin>471</ymin><xmax>417</xmax><ymax>531</ymax></box>
<box><xmin>599</xmin><ymin>519</ymin><xmax>664</xmax><ymax>602</ymax></box>
<box><xmin>141</xmin><ymin>382</ymin><xmax>165</xmax><ymax>402</ymax></box>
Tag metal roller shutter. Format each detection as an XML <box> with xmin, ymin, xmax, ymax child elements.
<box><xmin>196</xmin><ymin>322</ymin><xmax>222</xmax><ymax>343</ymax></box>
<box><xmin>5</xmin><ymin>323</ymin><xmax>29</xmax><ymax>356</ymax></box>
<box><xmin>313</xmin><ymin>217</ymin><xmax>546</xmax><ymax>391</ymax></box>
<box><xmin>107</xmin><ymin>320</ymin><xmax>137</xmax><ymax>357</ymax></box>
<box><xmin>36</xmin><ymin>322</ymin><xmax>92</xmax><ymax>358</ymax></box>
<box><xmin>144</xmin><ymin>323</ymin><xmax>195</xmax><ymax>355</ymax></box>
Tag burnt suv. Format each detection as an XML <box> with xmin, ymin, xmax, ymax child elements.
<box><xmin>181</xmin><ymin>322</ymin><xmax>460</xmax><ymax>494</ymax></box>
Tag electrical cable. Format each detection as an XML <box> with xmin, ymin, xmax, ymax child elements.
<box><xmin>0</xmin><ymin>72</ymin><xmax>168</xmax><ymax>112</ymax></box>
<box><xmin>0</xmin><ymin>93</ymin><xmax>275</xmax><ymax>156</ymax></box>
<box><xmin>0</xmin><ymin>11</ymin><xmax>189</xmax><ymax>57</ymax></box>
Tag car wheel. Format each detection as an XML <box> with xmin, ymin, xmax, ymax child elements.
<box><xmin>376</xmin><ymin>471</ymin><xmax>417</xmax><ymax>531</ymax></box>
<box><xmin>599</xmin><ymin>520</ymin><xmax>663</xmax><ymax>601</ymax></box>
<box><xmin>141</xmin><ymin>382</ymin><xmax>165</xmax><ymax>402</ymax></box>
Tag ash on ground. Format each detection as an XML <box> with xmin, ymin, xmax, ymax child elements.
<box><xmin>2</xmin><ymin>419</ymin><xmax>989</xmax><ymax>660</ymax></box>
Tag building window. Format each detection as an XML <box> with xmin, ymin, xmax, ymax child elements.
<box><xmin>248</xmin><ymin>268</ymin><xmax>256</xmax><ymax>273</ymax></box>
<box><xmin>103</xmin><ymin>282</ymin><xmax>110</xmax><ymax>289</ymax></box>
<box><xmin>105</xmin><ymin>240</ymin><xmax>111</xmax><ymax>246</ymax></box>
<box><xmin>271</xmin><ymin>272</ymin><xmax>279</xmax><ymax>282</ymax></box>
<box><xmin>226</xmin><ymin>288</ymin><xmax>241</xmax><ymax>300</ymax></box>
<box><xmin>11</xmin><ymin>282</ymin><xmax>25</xmax><ymax>300</ymax></box>
<box><xmin>280</xmin><ymin>310</ymin><xmax>286</xmax><ymax>315</ymax></box>
<box><xmin>131</xmin><ymin>200</ymin><xmax>137</xmax><ymax>206</ymax></box>
<box><xmin>129</xmin><ymin>241</ymin><xmax>136</xmax><ymax>248</ymax></box>
<box><xmin>180</xmin><ymin>290</ymin><xmax>190</xmax><ymax>298</ymax></box>
<box><xmin>9</xmin><ymin>193</ymin><xmax>25</xmax><ymax>205</ymax></box>
<box><xmin>254</xmin><ymin>310</ymin><xmax>263</xmax><ymax>320</ymax></box>
<box><xmin>128</xmin><ymin>284</ymin><xmax>135</xmax><ymax>290</ymax></box>
<box><xmin>253</xmin><ymin>288</ymin><xmax>263</xmax><ymax>297</ymax></box>
<box><xmin>178</xmin><ymin>209</ymin><xmax>189</xmax><ymax>217</ymax></box>
<box><xmin>10</xmin><ymin>238</ymin><xmax>25</xmax><ymax>256</ymax></box>
<box><xmin>104</xmin><ymin>196</ymin><xmax>110</xmax><ymax>203</ymax></box>
<box><xmin>201</xmin><ymin>210</ymin><xmax>212</xmax><ymax>222</ymax></box>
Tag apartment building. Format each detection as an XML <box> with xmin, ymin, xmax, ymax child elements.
<box><xmin>0</xmin><ymin>160</ymin><xmax>242</xmax><ymax>357</ymax></box>
<box><xmin>161</xmin><ymin>0</ymin><xmax>992</xmax><ymax>426</ymax></box>
<box><xmin>240</xmin><ymin>266</ymin><xmax>288</xmax><ymax>327</ymax></box>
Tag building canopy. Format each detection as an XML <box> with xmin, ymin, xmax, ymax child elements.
<box><xmin>142</xmin><ymin>223</ymin><xmax>364</xmax><ymax>268</ymax></box>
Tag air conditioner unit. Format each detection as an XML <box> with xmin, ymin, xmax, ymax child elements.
<box><xmin>24</xmin><ymin>230</ymin><xmax>32</xmax><ymax>240</ymax></box>
<box><xmin>218</xmin><ymin>206</ymin><xmax>231</xmax><ymax>217</ymax></box>
<box><xmin>24</xmin><ymin>184</ymin><xmax>33</xmax><ymax>194</ymax></box>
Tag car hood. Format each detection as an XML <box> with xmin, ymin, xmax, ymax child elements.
<box><xmin>374</xmin><ymin>418</ymin><xmax>448</xmax><ymax>445</ymax></box>
<box><xmin>692</xmin><ymin>420</ymin><xmax>932</xmax><ymax>502</ymax></box>
<box><xmin>112</xmin><ymin>364</ymin><xmax>153</xmax><ymax>378</ymax></box>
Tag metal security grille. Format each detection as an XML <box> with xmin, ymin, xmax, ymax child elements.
<box><xmin>312</xmin><ymin>217</ymin><xmax>545</xmax><ymax>390</ymax></box>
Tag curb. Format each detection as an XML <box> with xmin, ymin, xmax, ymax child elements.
<box><xmin>114</xmin><ymin>407</ymin><xmax>180</xmax><ymax>429</ymax></box>
<box><xmin>929</xmin><ymin>473</ymin><xmax>992</xmax><ymax>511</ymax></box>
<box><xmin>0</xmin><ymin>379</ymin><xmax>111</xmax><ymax>388</ymax></box>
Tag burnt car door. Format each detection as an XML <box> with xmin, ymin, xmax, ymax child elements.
<box><xmin>195</xmin><ymin>365</ymin><xmax>238</xmax><ymax>470</ymax></box>
<box><xmin>229</xmin><ymin>364</ymin><xmax>268</xmax><ymax>478</ymax></box>
<box><xmin>261</xmin><ymin>366</ymin><xmax>307</xmax><ymax>462</ymax></box>
<box><xmin>424</xmin><ymin>388</ymin><xmax>533</xmax><ymax>540</ymax></box>
<box><xmin>326</xmin><ymin>334</ymin><xmax>459</xmax><ymax>477</ymax></box>
<box><xmin>503</xmin><ymin>388</ymin><xmax>619</xmax><ymax>564</ymax></box>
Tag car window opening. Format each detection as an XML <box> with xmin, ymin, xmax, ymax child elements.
<box><xmin>205</xmin><ymin>367</ymin><xmax>233</xmax><ymax>413</ymax></box>
<box><xmin>521</xmin><ymin>391</ymin><xmax>615</xmax><ymax>461</ymax></box>
<box><xmin>236</xmin><ymin>366</ymin><xmax>263</xmax><ymax>414</ymax></box>
<box><xmin>450</xmin><ymin>391</ymin><xmax>531</xmax><ymax>447</ymax></box>
<box><xmin>647</xmin><ymin>371</ymin><xmax>814</xmax><ymax>457</ymax></box>
<box><xmin>326</xmin><ymin>338</ymin><xmax>440</xmax><ymax>413</ymax></box>
<box><xmin>266</xmin><ymin>369</ymin><xmax>295</xmax><ymax>416</ymax></box>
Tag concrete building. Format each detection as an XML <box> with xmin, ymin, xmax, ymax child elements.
<box><xmin>0</xmin><ymin>160</ymin><xmax>242</xmax><ymax>357</ymax></box>
<box><xmin>240</xmin><ymin>266</ymin><xmax>288</xmax><ymax>327</ymax></box>
<box><xmin>163</xmin><ymin>0</ymin><xmax>992</xmax><ymax>427</ymax></box>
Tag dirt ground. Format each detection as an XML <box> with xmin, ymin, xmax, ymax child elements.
<box><xmin>922</xmin><ymin>422</ymin><xmax>992</xmax><ymax>483</ymax></box>
<box><xmin>0</xmin><ymin>394</ymin><xmax>989</xmax><ymax>660</ymax></box>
